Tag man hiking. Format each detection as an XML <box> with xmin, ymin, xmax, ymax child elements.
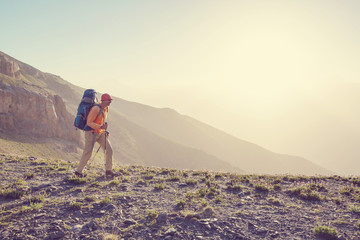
<box><xmin>75</xmin><ymin>93</ymin><xmax>118</xmax><ymax>178</ymax></box>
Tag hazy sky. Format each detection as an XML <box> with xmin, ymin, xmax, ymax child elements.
<box><xmin>1</xmin><ymin>0</ymin><xmax>360</xmax><ymax>174</ymax></box>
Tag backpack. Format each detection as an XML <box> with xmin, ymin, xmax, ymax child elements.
<box><xmin>74</xmin><ymin>89</ymin><xmax>102</xmax><ymax>131</ymax></box>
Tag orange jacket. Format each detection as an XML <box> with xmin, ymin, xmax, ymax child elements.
<box><xmin>86</xmin><ymin>105</ymin><xmax>108</xmax><ymax>134</ymax></box>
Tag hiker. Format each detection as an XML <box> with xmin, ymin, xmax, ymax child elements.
<box><xmin>75</xmin><ymin>93</ymin><xmax>118</xmax><ymax>178</ymax></box>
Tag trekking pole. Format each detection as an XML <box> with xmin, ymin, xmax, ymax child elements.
<box><xmin>91</xmin><ymin>144</ymin><xmax>102</xmax><ymax>163</ymax></box>
<box><xmin>104</xmin><ymin>130</ymin><xmax>108</xmax><ymax>171</ymax></box>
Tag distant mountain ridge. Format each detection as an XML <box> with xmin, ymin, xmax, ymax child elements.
<box><xmin>0</xmin><ymin>51</ymin><xmax>331</xmax><ymax>174</ymax></box>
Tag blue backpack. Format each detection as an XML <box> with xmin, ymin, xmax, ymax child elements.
<box><xmin>74</xmin><ymin>89</ymin><xmax>102</xmax><ymax>131</ymax></box>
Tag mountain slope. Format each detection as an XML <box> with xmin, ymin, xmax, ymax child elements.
<box><xmin>104</xmin><ymin>97</ymin><xmax>331</xmax><ymax>174</ymax></box>
<box><xmin>0</xmin><ymin>51</ymin><xmax>241</xmax><ymax>173</ymax></box>
<box><xmin>0</xmin><ymin>51</ymin><xmax>331</xmax><ymax>174</ymax></box>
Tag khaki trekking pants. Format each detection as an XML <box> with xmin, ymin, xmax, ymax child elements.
<box><xmin>77</xmin><ymin>131</ymin><xmax>113</xmax><ymax>173</ymax></box>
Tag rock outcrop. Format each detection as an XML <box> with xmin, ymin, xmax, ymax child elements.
<box><xmin>0</xmin><ymin>54</ymin><xmax>21</xmax><ymax>79</ymax></box>
<box><xmin>0</xmin><ymin>51</ymin><xmax>46</xmax><ymax>80</ymax></box>
<box><xmin>0</xmin><ymin>86</ymin><xmax>81</xmax><ymax>145</ymax></box>
<box><xmin>0</xmin><ymin>52</ymin><xmax>80</xmax><ymax>145</ymax></box>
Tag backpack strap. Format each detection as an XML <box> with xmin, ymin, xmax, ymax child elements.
<box><xmin>90</xmin><ymin>104</ymin><xmax>104</xmax><ymax>151</ymax></box>
<box><xmin>93</xmin><ymin>104</ymin><xmax>103</xmax><ymax>122</ymax></box>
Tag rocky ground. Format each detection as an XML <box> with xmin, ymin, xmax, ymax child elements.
<box><xmin>0</xmin><ymin>153</ymin><xmax>360</xmax><ymax>240</ymax></box>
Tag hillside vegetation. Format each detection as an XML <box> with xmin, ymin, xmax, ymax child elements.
<box><xmin>0</xmin><ymin>154</ymin><xmax>359</xmax><ymax>239</ymax></box>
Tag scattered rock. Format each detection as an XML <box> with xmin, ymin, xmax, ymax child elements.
<box><xmin>200</xmin><ymin>207</ymin><xmax>216</xmax><ymax>218</ymax></box>
<box><xmin>102</xmin><ymin>204</ymin><xmax>117</xmax><ymax>212</ymax></box>
<box><xmin>82</xmin><ymin>221</ymin><xmax>100</xmax><ymax>232</ymax></box>
<box><xmin>47</xmin><ymin>231</ymin><xmax>66</xmax><ymax>239</ymax></box>
<box><xmin>156</xmin><ymin>213</ymin><xmax>168</xmax><ymax>225</ymax></box>
<box><xmin>124</xmin><ymin>219</ymin><xmax>137</xmax><ymax>226</ymax></box>
<box><xmin>34</xmin><ymin>213</ymin><xmax>46</xmax><ymax>219</ymax></box>
<box><xmin>49</xmin><ymin>185</ymin><xmax>58</xmax><ymax>192</ymax></box>
<box><xmin>164</xmin><ymin>227</ymin><xmax>177</xmax><ymax>236</ymax></box>
<box><xmin>71</xmin><ymin>225</ymin><xmax>83</xmax><ymax>233</ymax></box>
<box><xmin>257</xmin><ymin>227</ymin><xmax>268</xmax><ymax>234</ymax></box>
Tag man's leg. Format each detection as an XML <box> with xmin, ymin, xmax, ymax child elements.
<box><xmin>97</xmin><ymin>132</ymin><xmax>113</xmax><ymax>171</ymax></box>
<box><xmin>77</xmin><ymin>131</ymin><xmax>95</xmax><ymax>173</ymax></box>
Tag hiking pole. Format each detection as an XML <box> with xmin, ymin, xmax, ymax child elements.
<box><xmin>91</xmin><ymin>144</ymin><xmax>102</xmax><ymax>162</ymax></box>
<box><xmin>104</xmin><ymin>130</ymin><xmax>108</xmax><ymax>170</ymax></box>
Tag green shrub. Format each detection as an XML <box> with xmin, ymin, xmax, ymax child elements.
<box><xmin>240</xmin><ymin>176</ymin><xmax>250</xmax><ymax>184</ymax></box>
<box><xmin>57</xmin><ymin>167</ymin><xmax>68</xmax><ymax>171</ymax></box>
<box><xmin>288</xmin><ymin>186</ymin><xmax>322</xmax><ymax>201</ymax></box>
<box><xmin>160</xmin><ymin>169</ymin><xmax>171</xmax><ymax>175</ymax></box>
<box><xmin>118</xmin><ymin>168</ymin><xmax>130</xmax><ymax>175</ymax></box>
<box><xmin>182</xmin><ymin>172</ymin><xmax>189</xmax><ymax>178</ymax></box>
<box><xmin>142</xmin><ymin>173</ymin><xmax>154</xmax><ymax>180</ymax></box>
<box><xmin>122</xmin><ymin>177</ymin><xmax>130</xmax><ymax>182</ymax></box>
<box><xmin>198</xmin><ymin>188</ymin><xmax>208</xmax><ymax>198</ymax></box>
<box><xmin>332</xmin><ymin>198</ymin><xmax>341</xmax><ymax>205</ymax></box>
<box><xmin>207</xmin><ymin>187</ymin><xmax>220</xmax><ymax>197</ymax></box>
<box><xmin>272</xmin><ymin>179</ymin><xmax>282</xmax><ymax>184</ymax></box>
<box><xmin>349</xmin><ymin>205</ymin><xmax>360</xmax><ymax>213</ymax></box>
<box><xmin>185</xmin><ymin>179</ymin><xmax>197</xmax><ymax>186</ymax></box>
<box><xmin>21</xmin><ymin>202</ymin><xmax>43</xmax><ymax>213</ymax></box>
<box><xmin>154</xmin><ymin>184</ymin><xmax>164</xmax><ymax>191</ymax></box>
<box><xmin>108</xmin><ymin>180</ymin><xmax>120</xmax><ymax>187</ymax></box>
<box><xmin>185</xmin><ymin>192</ymin><xmax>196</xmax><ymax>201</ymax></box>
<box><xmin>300</xmin><ymin>190</ymin><xmax>322</xmax><ymax>201</ymax></box>
<box><xmin>267</xmin><ymin>197</ymin><xmax>282</xmax><ymax>206</ymax></box>
<box><xmin>176</xmin><ymin>200</ymin><xmax>186</xmax><ymax>210</ymax></box>
<box><xmin>215</xmin><ymin>173</ymin><xmax>225</xmax><ymax>179</ymax></box>
<box><xmin>70</xmin><ymin>202</ymin><xmax>83</xmax><ymax>210</ymax></box>
<box><xmin>147</xmin><ymin>209</ymin><xmax>158</xmax><ymax>219</ymax></box>
<box><xmin>314</xmin><ymin>225</ymin><xmax>338</xmax><ymax>240</ymax></box>
<box><xmin>136</xmin><ymin>179</ymin><xmax>147</xmax><ymax>186</ymax></box>
<box><xmin>255</xmin><ymin>184</ymin><xmax>270</xmax><ymax>193</ymax></box>
<box><xmin>214</xmin><ymin>196</ymin><xmax>222</xmax><ymax>204</ymax></box>
<box><xmin>90</xmin><ymin>181</ymin><xmax>101</xmax><ymax>187</ymax></box>
<box><xmin>309</xmin><ymin>183</ymin><xmax>327</xmax><ymax>192</ymax></box>
<box><xmin>339</xmin><ymin>187</ymin><xmax>353</xmax><ymax>196</ymax></box>
<box><xmin>201</xmin><ymin>200</ymin><xmax>209</xmax><ymax>207</ymax></box>
<box><xmin>350</xmin><ymin>177</ymin><xmax>360</xmax><ymax>186</ymax></box>
<box><xmin>29</xmin><ymin>192</ymin><xmax>47</xmax><ymax>203</ymax></box>
<box><xmin>356</xmin><ymin>221</ymin><xmax>360</xmax><ymax>229</ymax></box>
<box><xmin>289</xmin><ymin>187</ymin><xmax>302</xmax><ymax>196</ymax></box>
<box><xmin>68</xmin><ymin>177</ymin><xmax>87</xmax><ymax>184</ymax></box>
<box><xmin>167</xmin><ymin>175</ymin><xmax>181</xmax><ymax>182</ymax></box>
<box><xmin>100</xmin><ymin>197</ymin><xmax>112</xmax><ymax>206</ymax></box>
<box><xmin>226</xmin><ymin>185</ymin><xmax>243</xmax><ymax>192</ymax></box>
<box><xmin>0</xmin><ymin>188</ymin><xmax>27</xmax><ymax>199</ymax></box>
<box><xmin>84</xmin><ymin>196</ymin><xmax>96</xmax><ymax>202</ymax></box>
<box><xmin>24</xmin><ymin>172</ymin><xmax>36</xmax><ymax>180</ymax></box>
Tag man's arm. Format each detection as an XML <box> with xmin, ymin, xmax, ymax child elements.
<box><xmin>86</xmin><ymin>106</ymin><xmax>102</xmax><ymax>130</ymax></box>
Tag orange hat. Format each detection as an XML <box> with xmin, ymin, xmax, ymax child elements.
<box><xmin>101</xmin><ymin>93</ymin><xmax>112</xmax><ymax>101</ymax></box>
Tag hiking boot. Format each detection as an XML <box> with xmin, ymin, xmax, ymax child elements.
<box><xmin>105</xmin><ymin>170</ymin><xmax>119</xmax><ymax>178</ymax></box>
<box><xmin>75</xmin><ymin>171</ymin><xmax>87</xmax><ymax>178</ymax></box>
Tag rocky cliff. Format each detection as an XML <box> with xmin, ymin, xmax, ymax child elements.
<box><xmin>0</xmin><ymin>53</ymin><xmax>80</xmax><ymax>145</ymax></box>
<box><xmin>0</xmin><ymin>54</ymin><xmax>20</xmax><ymax>79</ymax></box>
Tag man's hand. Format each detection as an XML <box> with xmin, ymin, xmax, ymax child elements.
<box><xmin>100</xmin><ymin>122</ymin><xmax>108</xmax><ymax>130</ymax></box>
